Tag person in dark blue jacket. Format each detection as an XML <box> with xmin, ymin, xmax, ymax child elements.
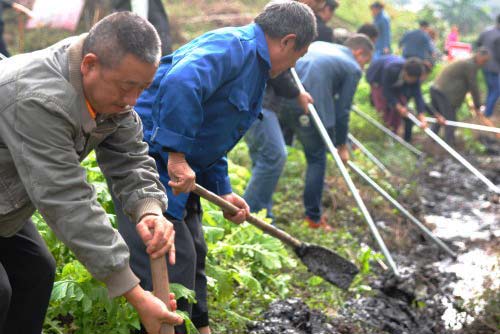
<box><xmin>280</xmin><ymin>35</ymin><xmax>373</xmax><ymax>229</ymax></box>
<box><xmin>399</xmin><ymin>21</ymin><xmax>436</xmax><ymax>62</ymax></box>
<box><xmin>370</xmin><ymin>1</ymin><xmax>391</xmax><ymax>58</ymax></box>
<box><xmin>110</xmin><ymin>2</ymin><xmax>317</xmax><ymax>333</ymax></box>
<box><xmin>366</xmin><ymin>56</ymin><xmax>431</xmax><ymax>141</ymax></box>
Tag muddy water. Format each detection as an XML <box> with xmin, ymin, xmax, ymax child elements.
<box><xmin>248</xmin><ymin>137</ymin><xmax>499</xmax><ymax>334</ymax></box>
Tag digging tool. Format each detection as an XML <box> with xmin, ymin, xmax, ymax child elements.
<box><xmin>424</xmin><ymin>117</ymin><xmax>500</xmax><ymax>134</ymax></box>
<box><xmin>193</xmin><ymin>184</ymin><xmax>359</xmax><ymax>290</ymax></box>
<box><xmin>406</xmin><ymin>113</ymin><xmax>500</xmax><ymax>194</ymax></box>
<box><xmin>291</xmin><ymin>69</ymin><xmax>400</xmax><ymax>276</ymax></box>
<box><xmin>150</xmin><ymin>256</ymin><xmax>175</xmax><ymax>334</ymax></box>
<box><xmin>352</xmin><ymin>106</ymin><xmax>423</xmax><ymax>157</ymax></box>
<box><xmin>348</xmin><ymin>133</ymin><xmax>391</xmax><ymax>176</ymax></box>
<box><xmin>347</xmin><ymin>161</ymin><xmax>457</xmax><ymax>258</ymax></box>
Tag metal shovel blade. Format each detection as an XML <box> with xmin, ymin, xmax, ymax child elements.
<box><xmin>295</xmin><ymin>243</ymin><xmax>359</xmax><ymax>290</ymax></box>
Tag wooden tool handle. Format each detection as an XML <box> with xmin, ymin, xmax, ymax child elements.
<box><xmin>150</xmin><ymin>256</ymin><xmax>175</xmax><ymax>334</ymax></box>
<box><xmin>193</xmin><ymin>184</ymin><xmax>302</xmax><ymax>249</ymax></box>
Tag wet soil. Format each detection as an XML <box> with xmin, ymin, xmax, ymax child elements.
<box><xmin>248</xmin><ymin>136</ymin><xmax>499</xmax><ymax>334</ymax></box>
<box><xmin>296</xmin><ymin>244</ymin><xmax>359</xmax><ymax>290</ymax></box>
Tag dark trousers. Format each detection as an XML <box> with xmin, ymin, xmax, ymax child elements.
<box><xmin>0</xmin><ymin>220</ymin><xmax>56</xmax><ymax>334</ymax></box>
<box><xmin>430</xmin><ymin>87</ymin><xmax>456</xmax><ymax>144</ymax></box>
<box><xmin>112</xmin><ymin>192</ymin><xmax>209</xmax><ymax>333</ymax></box>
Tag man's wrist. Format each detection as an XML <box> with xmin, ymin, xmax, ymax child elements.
<box><xmin>124</xmin><ymin>284</ymin><xmax>144</xmax><ymax>307</ymax></box>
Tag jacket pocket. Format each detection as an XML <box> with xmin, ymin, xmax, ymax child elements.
<box><xmin>0</xmin><ymin>150</ymin><xmax>30</xmax><ymax>214</ymax></box>
<box><xmin>228</xmin><ymin>88</ymin><xmax>250</xmax><ymax>113</ymax></box>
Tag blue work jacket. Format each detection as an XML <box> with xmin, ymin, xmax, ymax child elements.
<box><xmin>373</xmin><ymin>10</ymin><xmax>391</xmax><ymax>56</ymax></box>
<box><xmin>135</xmin><ymin>23</ymin><xmax>271</xmax><ymax>220</ymax></box>
<box><xmin>366</xmin><ymin>55</ymin><xmax>425</xmax><ymax>114</ymax></box>
<box><xmin>399</xmin><ymin>29</ymin><xmax>435</xmax><ymax>61</ymax></box>
<box><xmin>295</xmin><ymin>42</ymin><xmax>362</xmax><ymax>145</ymax></box>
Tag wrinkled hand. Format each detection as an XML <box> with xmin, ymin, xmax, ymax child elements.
<box><xmin>296</xmin><ymin>91</ymin><xmax>314</xmax><ymax>114</ymax></box>
<box><xmin>417</xmin><ymin>113</ymin><xmax>428</xmax><ymax>129</ymax></box>
<box><xmin>436</xmin><ymin>114</ymin><xmax>446</xmax><ymax>126</ymax></box>
<box><xmin>337</xmin><ymin>144</ymin><xmax>350</xmax><ymax>163</ymax></box>
<box><xmin>221</xmin><ymin>193</ymin><xmax>250</xmax><ymax>224</ymax></box>
<box><xmin>168</xmin><ymin>152</ymin><xmax>196</xmax><ymax>195</ymax></box>
<box><xmin>125</xmin><ymin>285</ymin><xmax>183</xmax><ymax>334</ymax></box>
<box><xmin>137</xmin><ymin>215</ymin><xmax>176</xmax><ymax>263</ymax></box>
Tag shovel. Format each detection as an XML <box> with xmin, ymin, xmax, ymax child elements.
<box><xmin>193</xmin><ymin>184</ymin><xmax>359</xmax><ymax>290</ymax></box>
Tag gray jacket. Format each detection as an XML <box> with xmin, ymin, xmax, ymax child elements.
<box><xmin>477</xmin><ymin>26</ymin><xmax>500</xmax><ymax>73</ymax></box>
<box><xmin>0</xmin><ymin>34</ymin><xmax>168</xmax><ymax>297</ymax></box>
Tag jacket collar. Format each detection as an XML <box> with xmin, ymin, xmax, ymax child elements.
<box><xmin>253</xmin><ymin>23</ymin><xmax>272</xmax><ymax>71</ymax></box>
<box><xmin>67</xmin><ymin>33</ymin><xmax>96</xmax><ymax>134</ymax></box>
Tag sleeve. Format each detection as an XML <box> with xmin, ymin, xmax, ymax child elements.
<box><xmin>466</xmin><ymin>66</ymin><xmax>482</xmax><ymax>108</ymax></box>
<box><xmin>412</xmin><ymin>83</ymin><xmax>426</xmax><ymax>114</ymax></box>
<box><xmin>381</xmin><ymin>18</ymin><xmax>391</xmax><ymax>49</ymax></box>
<box><xmin>335</xmin><ymin>69</ymin><xmax>362</xmax><ymax>145</ymax></box>
<box><xmin>96</xmin><ymin>110</ymin><xmax>167</xmax><ymax>222</ymax></box>
<box><xmin>381</xmin><ymin>65</ymin><xmax>400</xmax><ymax>107</ymax></box>
<box><xmin>0</xmin><ymin>96</ymin><xmax>138</xmax><ymax>298</ymax></box>
<box><xmin>197</xmin><ymin>157</ymin><xmax>232</xmax><ymax>196</ymax></box>
<box><xmin>267</xmin><ymin>69</ymin><xmax>300</xmax><ymax>98</ymax></box>
<box><xmin>150</xmin><ymin>37</ymin><xmax>246</xmax><ymax>155</ymax></box>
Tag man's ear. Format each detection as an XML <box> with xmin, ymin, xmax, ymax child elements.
<box><xmin>280</xmin><ymin>34</ymin><xmax>297</xmax><ymax>51</ymax></box>
<box><xmin>81</xmin><ymin>53</ymin><xmax>99</xmax><ymax>76</ymax></box>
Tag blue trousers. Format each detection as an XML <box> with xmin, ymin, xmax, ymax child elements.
<box><xmin>483</xmin><ymin>69</ymin><xmax>499</xmax><ymax>118</ymax></box>
<box><xmin>244</xmin><ymin>109</ymin><xmax>287</xmax><ymax>219</ymax></box>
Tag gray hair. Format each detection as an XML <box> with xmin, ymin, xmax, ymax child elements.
<box><xmin>82</xmin><ymin>12</ymin><xmax>161</xmax><ymax>68</ymax></box>
<box><xmin>344</xmin><ymin>34</ymin><xmax>374</xmax><ymax>56</ymax></box>
<box><xmin>255</xmin><ymin>0</ymin><xmax>317</xmax><ymax>50</ymax></box>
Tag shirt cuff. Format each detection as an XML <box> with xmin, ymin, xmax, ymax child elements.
<box><xmin>132</xmin><ymin>198</ymin><xmax>165</xmax><ymax>223</ymax></box>
<box><xmin>151</xmin><ymin>126</ymin><xmax>195</xmax><ymax>155</ymax></box>
<box><xmin>103</xmin><ymin>265</ymin><xmax>140</xmax><ymax>298</ymax></box>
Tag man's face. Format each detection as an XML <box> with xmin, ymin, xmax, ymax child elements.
<box><xmin>81</xmin><ymin>54</ymin><xmax>158</xmax><ymax>114</ymax></box>
<box><xmin>318</xmin><ymin>6</ymin><xmax>334</xmax><ymax>23</ymax></box>
<box><xmin>301</xmin><ymin>0</ymin><xmax>326</xmax><ymax>13</ymax></box>
<box><xmin>370</xmin><ymin>7</ymin><xmax>380</xmax><ymax>17</ymax></box>
<box><xmin>269</xmin><ymin>38</ymin><xmax>309</xmax><ymax>78</ymax></box>
<box><xmin>353</xmin><ymin>49</ymin><xmax>372</xmax><ymax>69</ymax></box>
<box><xmin>476</xmin><ymin>54</ymin><xmax>490</xmax><ymax>66</ymax></box>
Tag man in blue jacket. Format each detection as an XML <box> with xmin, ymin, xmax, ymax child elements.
<box><xmin>111</xmin><ymin>2</ymin><xmax>317</xmax><ymax>333</ymax></box>
<box><xmin>399</xmin><ymin>21</ymin><xmax>436</xmax><ymax>62</ymax></box>
<box><xmin>280</xmin><ymin>35</ymin><xmax>373</xmax><ymax>229</ymax></box>
<box><xmin>370</xmin><ymin>1</ymin><xmax>391</xmax><ymax>59</ymax></box>
<box><xmin>366</xmin><ymin>56</ymin><xmax>436</xmax><ymax>141</ymax></box>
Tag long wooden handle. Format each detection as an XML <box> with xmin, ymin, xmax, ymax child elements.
<box><xmin>193</xmin><ymin>184</ymin><xmax>302</xmax><ymax>249</ymax></box>
<box><xmin>150</xmin><ymin>256</ymin><xmax>175</xmax><ymax>334</ymax></box>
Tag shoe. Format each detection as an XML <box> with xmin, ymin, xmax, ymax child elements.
<box><xmin>305</xmin><ymin>216</ymin><xmax>334</xmax><ymax>232</ymax></box>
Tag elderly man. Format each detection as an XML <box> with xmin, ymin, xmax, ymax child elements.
<box><xmin>280</xmin><ymin>35</ymin><xmax>374</xmax><ymax>229</ymax></box>
<box><xmin>430</xmin><ymin>48</ymin><xmax>490</xmax><ymax>144</ymax></box>
<box><xmin>110</xmin><ymin>2</ymin><xmax>317</xmax><ymax>333</ymax></box>
<box><xmin>0</xmin><ymin>12</ymin><xmax>181</xmax><ymax>334</ymax></box>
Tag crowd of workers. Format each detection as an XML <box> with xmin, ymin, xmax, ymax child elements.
<box><xmin>0</xmin><ymin>0</ymin><xmax>499</xmax><ymax>334</ymax></box>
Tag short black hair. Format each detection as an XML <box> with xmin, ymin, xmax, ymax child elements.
<box><xmin>419</xmin><ymin>20</ymin><xmax>429</xmax><ymax>28</ymax></box>
<box><xmin>403</xmin><ymin>57</ymin><xmax>424</xmax><ymax>78</ymax></box>
<box><xmin>357</xmin><ymin>23</ymin><xmax>378</xmax><ymax>40</ymax></box>
<box><xmin>370</xmin><ymin>1</ymin><xmax>384</xmax><ymax>9</ymax></box>
<box><xmin>325</xmin><ymin>0</ymin><xmax>339</xmax><ymax>11</ymax></box>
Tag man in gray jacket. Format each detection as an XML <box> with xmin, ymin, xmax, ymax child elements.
<box><xmin>0</xmin><ymin>12</ymin><xmax>182</xmax><ymax>334</ymax></box>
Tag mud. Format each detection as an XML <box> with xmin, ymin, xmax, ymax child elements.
<box><xmin>248</xmin><ymin>137</ymin><xmax>499</xmax><ymax>334</ymax></box>
<box><xmin>296</xmin><ymin>244</ymin><xmax>359</xmax><ymax>290</ymax></box>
